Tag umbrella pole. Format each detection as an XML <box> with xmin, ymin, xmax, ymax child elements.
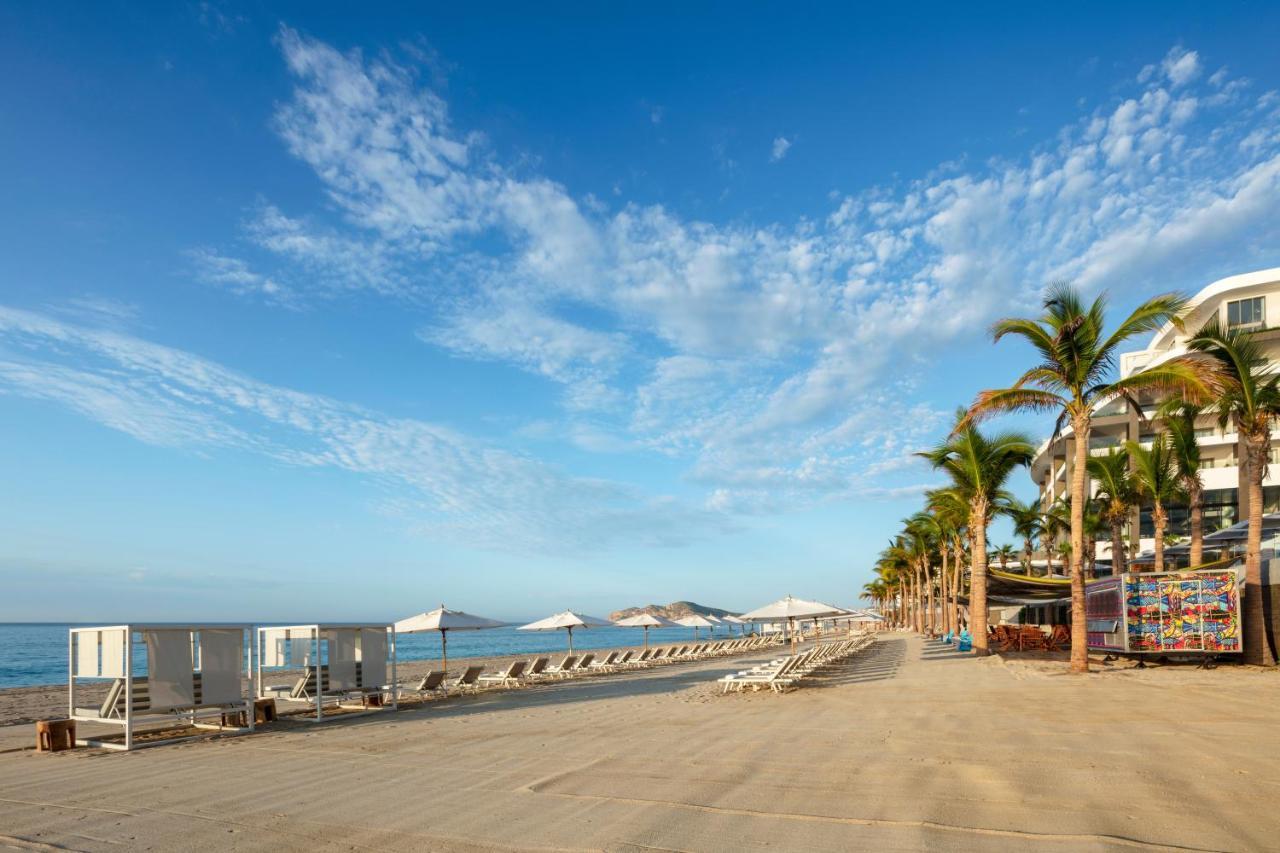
<box><xmin>567</xmin><ymin>626</ymin><xmax>574</xmax><ymax>655</ymax></box>
<box><xmin>644</xmin><ymin>626</ymin><xmax>649</xmax><ymax>650</ymax></box>
<box><xmin>790</xmin><ymin>617</ymin><xmax>797</xmax><ymax>656</ymax></box>
<box><xmin>441</xmin><ymin>630</ymin><xmax>448</xmax><ymax>676</ymax></box>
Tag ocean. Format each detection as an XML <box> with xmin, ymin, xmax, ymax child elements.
<box><xmin>0</xmin><ymin>622</ymin><xmax>744</xmax><ymax>689</ymax></box>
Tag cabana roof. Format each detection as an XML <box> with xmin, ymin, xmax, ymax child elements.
<box><xmin>256</xmin><ymin>623</ymin><xmax>392</xmax><ymax>631</ymax></box>
<box><xmin>70</xmin><ymin>623</ymin><xmax>253</xmax><ymax>632</ymax></box>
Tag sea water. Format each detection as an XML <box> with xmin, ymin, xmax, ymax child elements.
<box><xmin>0</xmin><ymin>623</ymin><xmax>742</xmax><ymax>689</ymax></box>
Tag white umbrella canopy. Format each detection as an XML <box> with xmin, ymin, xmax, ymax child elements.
<box><xmin>740</xmin><ymin>595</ymin><xmax>846</xmax><ymax>621</ymax></box>
<box><xmin>740</xmin><ymin>596</ymin><xmax>845</xmax><ymax>653</ymax></box>
<box><xmin>519</xmin><ymin>610</ymin><xmax>613</xmax><ymax>653</ymax></box>
<box><xmin>394</xmin><ymin>605</ymin><xmax>509</xmax><ymax>675</ymax></box>
<box><xmin>720</xmin><ymin>614</ymin><xmax>748</xmax><ymax>636</ymax></box>
<box><xmin>613</xmin><ymin>613</ymin><xmax>679</xmax><ymax>649</ymax></box>
<box><xmin>674</xmin><ymin>613</ymin><xmax>715</xmax><ymax>641</ymax></box>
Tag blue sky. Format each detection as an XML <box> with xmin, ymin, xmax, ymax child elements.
<box><xmin>3</xmin><ymin>3</ymin><xmax>1280</xmax><ymax>621</ymax></box>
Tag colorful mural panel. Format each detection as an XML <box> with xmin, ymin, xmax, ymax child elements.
<box><xmin>1123</xmin><ymin>571</ymin><xmax>1240</xmax><ymax>653</ymax></box>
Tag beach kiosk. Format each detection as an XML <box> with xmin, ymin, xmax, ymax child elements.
<box><xmin>255</xmin><ymin>624</ymin><xmax>397</xmax><ymax>721</ymax></box>
<box><xmin>1086</xmin><ymin>568</ymin><xmax>1242</xmax><ymax>659</ymax></box>
<box><xmin>68</xmin><ymin>624</ymin><xmax>255</xmax><ymax>751</ymax></box>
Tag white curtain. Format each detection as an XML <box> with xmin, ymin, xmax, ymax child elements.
<box><xmin>75</xmin><ymin>631</ymin><xmax>100</xmax><ymax>677</ymax></box>
<box><xmin>360</xmin><ymin>629</ymin><xmax>387</xmax><ymax>689</ymax></box>
<box><xmin>199</xmin><ymin>629</ymin><xmax>242</xmax><ymax>705</ymax></box>
<box><xmin>146</xmin><ymin>630</ymin><xmax>194</xmax><ymax>710</ymax></box>
<box><xmin>261</xmin><ymin>628</ymin><xmax>288</xmax><ymax>667</ymax></box>
<box><xmin>289</xmin><ymin>630</ymin><xmax>316</xmax><ymax>666</ymax></box>
<box><xmin>327</xmin><ymin>630</ymin><xmax>357</xmax><ymax>689</ymax></box>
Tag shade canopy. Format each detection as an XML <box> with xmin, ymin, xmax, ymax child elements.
<box><xmin>613</xmin><ymin>613</ymin><xmax>680</xmax><ymax>628</ymax></box>
<box><xmin>393</xmin><ymin>605</ymin><xmax>506</xmax><ymax>676</ymax></box>
<box><xmin>739</xmin><ymin>595</ymin><xmax>845</xmax><ymax>621</ymax></box>
<box><xmin>394</xmin><ymin>605</ymin><xmax>508</xmax><ymax>634</ymax></box>
<box><xmin>519</xmin><ymin>610</ymin><xmax>613</xmax><ymax>631</ymax></box>
<box><xmin>719</xmin><ymin>615</ymin><xmax>747</xmax><ymax>624</ymax></box>
<box><xmin>674</xmin><ymin>614</ymin><xmax>716</xmax><ymax>628</ymax></box>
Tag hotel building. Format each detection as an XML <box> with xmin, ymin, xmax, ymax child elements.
<box><xmin>1028</xmin><ymin>267</ymin><xmax>1280</xmax><ymax>564</ymax></box>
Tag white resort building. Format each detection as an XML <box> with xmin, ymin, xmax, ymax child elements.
<box><xmin>1029</xmin><ymin>267</ymin><xmax>1280</xmax><ymax>567</ymax></box>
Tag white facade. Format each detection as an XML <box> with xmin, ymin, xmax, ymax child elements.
<box><xmin>1029</xmin><ymin>267</ymin><xmax>1280</xmax><ymax>560</ymax></box>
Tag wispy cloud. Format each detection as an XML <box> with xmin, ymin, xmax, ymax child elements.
<box><xmin>0</xmin><ymin>306</ymin><xmax>727</xmax><ymax>553</ymax></box>
<box><xmin>770</xmin><ymin>136</ymin><xmax>792</xmax><ymax>162</ymax></box>
<box><xmin>190</xmin><ymin>30</ymin><xmax>1280</xmax><ymax>515</ymax></box>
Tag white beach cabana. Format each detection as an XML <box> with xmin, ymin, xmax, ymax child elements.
<box><xmin>394</xmin><ymin>605</ymin><xmax>507</xmax><ymax>676</ymax></box>
<box><xmin>613</xmin><ymin>613</ymin><xmax>679</xmax><ymax>648</ymax></box>
<box><xmin>674</xmin><ymin>614</ymin><xmax>716</xmax><ymax>641</ymax></box>
<box><xmin>739</xmin><ymin>596</ymin><xmax>847</xmax><ymax>654</ymax></box>
<box><xmin>255</xmin><ymin>624</ymin><xmax>396</xmax><ymax>721</ymax></box>
<box><xmin>518</xmin><ymin>610</ymin><xmax>613</xmax><ymax>653</ymax></box>
<box><xmin>68</xmin><ymin>624</ymin><xmax>255</xmax><ymax>751</ymax></box>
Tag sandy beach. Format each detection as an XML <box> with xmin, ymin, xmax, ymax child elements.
<box><xmin>1</xmin><ymin>634</ymin><xmax>1278</xmax><ymax>851</ymax></box>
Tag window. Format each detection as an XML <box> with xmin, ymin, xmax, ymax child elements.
<box><xmin>1227</xmin><ymin>296</ymin><xmax>1265</xmax><ymax>329</ymax></box>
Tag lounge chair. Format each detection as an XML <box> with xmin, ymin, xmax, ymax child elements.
<box><xmin>589</xmin><ymin>651</ymin><xmax>621</xmax><ymax>672</ymax></box>
<box><xmin>450</xmin><ymin>665</ymin><xmax>485</xmax><ymax>693</ymax></box>
<box><xmin>526</xmin><ymin>656</ymin><xmax>550</xmax><ymax>678</ymax></box>
<box><xmin>478</xmin><ymin>660</ymin><xmax>527</xmax><ymax>688</ymax></box>
<box><xmin>544</xmin><ymin>655</ymin><xmax>578</xmax><ymax>677</ymax></box>
<box><xmin>413</xmin><ymin>670</ymin><xmax>447</xmax><ymax>698</ymax></box>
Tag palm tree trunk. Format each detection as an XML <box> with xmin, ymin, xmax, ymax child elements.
<box><xmin>1069</xmin><ymin>417</ymin><xmax>1090</xmax><ymax>673</ymax></box>
<box><xmin>1153</xmin><ymin>503</ymin><xmax>1166</xmax><ymax>573</ymax></box>
<box><xmin>924</xmin><ymin>561</ymin><xmax>935</xmax><ymax>636</ymax></box>
<box><xmin>940</xmin><ymin>546</ymin><xmax>950</xmax><ymax>634</ymax></box>
<box><xmin>971</xmin><ymin>497</ymin><xmax>991</xmax><ymax>656</ymax></box>
<box><xmin>1110</xmin><ymin>518</ymin><xmax>1127</xmax><ymax>575</ymax></box>
<box><xmin>951</xmin><ymin>540</ymin><xmax>963</xmax><ymax>636</ymax></box>
<box><xmin>1188</xmin><ymin>481</ymin><xmax>1204</xmax><ymax>568</ymax></box>
<box><xmin>1243</xmin><ymin>428</ymin><xmax>1277</xmax><ymax>666</ymax></box>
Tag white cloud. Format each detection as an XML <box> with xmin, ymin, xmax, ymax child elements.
<box><xmin>770</xmin><ymin>136</ymin><xmax>792</xmax><ymax>162</ymax></box>
<box><xmin>0</xmin><ymin>306</ymin><xmax>725</xmax><ymax>553</ymax></box>
<box><xmin>188</xmin><ymin>247</ymin><xmax>291</xmax><ymax>303</ymax></box>
<box><xmin>1162</xmin><ymin>47</ymin><xmax>1201</xmax><ymax>88</ymax></box>
<box><xmin>188</xmin><ymin>33</ymin><xmax>1280</xmax><ymax>517</ymax></box>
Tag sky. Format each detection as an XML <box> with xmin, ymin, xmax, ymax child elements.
<box><xmin>2</xmin><ymin>2</ymin><xmax>1280</xmax><ymax>621</ymax></box>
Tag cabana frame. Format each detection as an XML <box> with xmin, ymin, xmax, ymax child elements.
<box><xmin>68</xmin><ymin>624</ymin><xmax>255</xmax><ymax>752</ymax></box>
<box><xmin>254</xmin><ymin>624</ymin><xmax>397</xmax><ymax>722</ymax></box>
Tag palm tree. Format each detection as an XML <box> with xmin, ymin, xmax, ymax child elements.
<box><xmin>1003</xmin><ymin>497</ymin><xmax>1043</xmax><ymax>575</ymax></box>
<box><xmin>904</xmin><ymin>513</ymin><xmax>941</xmax><ymax>636</ymax></box>
<box><xmin>964</xmin><ymin>283</ymin><xmax>1203</xmax><ymax>673</ymax></box>
<box><xmin>920</xmin><ymin>412</ymin><xmax>1034</xmax><ymax>655</ymax></box>
<box><xmin>1126</xmin><ymin>435</ymin><xmax>1184</xmax><ymax>572</ymax></box>
<box><xmin>1087</xmin><ymin>449</ymin><xmax>1135</xmax><ymax>575</ymax></box>
<box><xmin>1164</xmin><ymin>404</ymin><xmax>1207</xmax><ymax>567</ymax></box>
<box><xmin>1188</xmin><ymin>319</ymin><xmax>1280</xmax><ymax>666</ymax></box>
<box><xmin>927</xmin><ymin>487</ymin><xmax>970</xmax><ymax>636</ymax></box>
<box><xmin>1041</xmin><ymin>498</ymin><xmax>1069</xmax><ymax>576</ymax></box>
<box><xmin>992</xmin><ymin>544</ymin><xmax>1016</xmax><ymax>571</ymax></box>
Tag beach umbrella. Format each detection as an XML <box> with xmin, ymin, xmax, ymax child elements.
<box><xmin>739</xmin><ymin>595</ymin><xmax>846</xmax><ymax>654</ymax></box>
<box><xmin>518</xmin><ymin>610</ymin><xmax>613</xmax><ymax>654</ymax></box>
<box><xmin>674</xmin><ymin>614</ymin><xmax>715</xmax><ymax>641</ymax></box>
<box><xmin>613</xmin><ymin>613</ymin><xmax>679</xmax><ymax>649</ymax></box>
<box><xmin>394</xmin><ymin>604</ymin><xmax>508</xmax><ymax>676</ymax></box>
<box><xmin>720</xmin><ymin>614</ymin><xmax>748</xmax><ymax>636</ymax></box>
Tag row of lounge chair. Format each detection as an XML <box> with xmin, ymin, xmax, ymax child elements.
<box><xmin>408</xmin><ymin>636</ymin><xmax>784</xmax><ymax>699</ymax></box>
<box><xmin>718</xmin><ymin>634</ymin><xmax>875</xmax><ymax>694</ymax></box>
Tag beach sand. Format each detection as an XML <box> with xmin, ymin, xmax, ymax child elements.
<box><xmin>1</xmin><ymin>634</ymin><xmax>1278</xmax><ymax>851</ymax></box>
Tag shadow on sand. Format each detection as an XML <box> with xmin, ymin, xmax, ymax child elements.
<box><xmin>797</xmin><ymin>637</ymin><xmax>907</xmax><ymax>688</ymax></box>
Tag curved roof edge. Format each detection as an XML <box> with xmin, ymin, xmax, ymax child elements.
<box><xmin>1148</xmin><ymin>266</ymin><xmax>1280</xmax><ymax>350</ymax></box>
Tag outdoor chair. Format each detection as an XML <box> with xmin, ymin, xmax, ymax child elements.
<box><xmin>478</xmin><ymin>660</ymin><xmax>527</xmax><ymax>688</ymax></box>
